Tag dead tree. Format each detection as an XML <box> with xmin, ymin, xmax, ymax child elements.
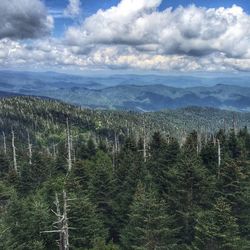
<box><xmin>233</xmin><ymin>114</ymin><xmax>237</xmax><ymax>135</ymax></box>
<box><xmin>53</xmin><ymin>143</ymin><xmax>57</xmax><ymax>160</ymax></box>
<box><xmin>204</xmin><ymin>127</ymin><xmax>208</xmax><ymax>145</ymax></box>
<box><xmin>111</xmin><ymin>131</ymin><xmax>119</xmax><ymax>170</ymax></box>
<box><xmin>212</xmin><ymin>134</ymin><xmax>216</xmax><ymax>146</ymax></box>
<box><xmin>223</xmin><ymin>118</ymin><xmax>226</xmax><ymax>132</ymax></box>
<box><xmin>70</xmin><ymin>134</ymin><xmax>76</xmax><ymax>163</ymax></box>
<box><xmin>136</xmin><ymin>121</ymin><xmax>148</xmax><ymax>162</ymax></box>
<box><xmin>142</xmin><ymin>122</ymin><xmax>147</xmax><ymax>162</ymax></box>
<box><xmin>114</xmin><ymin>131</ymin><xmax>119</xmax><ymax>153</ymax></box>
<box><xmin>43</xmin><ymin>191</ymin><xmax>70</xmax><ymax>250</ymax></box>
<box><xmin>137</xmin><ymin>121</ymin><xmax>148</xmax><ymax>162</ymax></box>
<box><xmin>11</xmin><ymin>130</ymin><xmax>18</xmax><ymax>173</ymax></box>
<box><xmin>112</xmin><ymin>144</ymin><xmax>116</xmax><ymax>171</ymax></box>
<box><xmin>27</xmin><ymin>132</ymin><xmax>32</xmax><ymax>165</ymax></box>
<box><xmin>54</xmin><ymin>193</ymin><xmax>64</xmax><ymax>250</ymax></box>
<box><xmin>62</xmin><ymin>191</ymin><xmax>70</xmax><ymax>250</ymax></box>
<box><xmin>143</xmin><ymin>136</ymin><xmax>147</xmax><ymax>162</ymax></box>
<box><xmin>66</xmin><ymin>118</ymin><xmax>72</xmax><ymax>172</ymax></box>
<box><xmin>2</xmin><ymin>131</ymin><xmax>6</xmax><ymax>155</ymax></box>
<box><xmin>217</xmin><ymin>139</ymin><xmax>221</xmax><ymax>179</ymax></box>
<box><xmin>196</xmin><ymin>131</ymin><xmax>202</xmax><ymax>156</ymax></box>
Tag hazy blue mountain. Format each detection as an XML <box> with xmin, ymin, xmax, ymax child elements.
<box><xmin>1</xmin><ymin>70</ymin><xmax>250</xmax><ymax>88</ymax></box>
<box><xmin>0</xmin><ymin>70</ymin><xmax>250</xmax><ymax>111</ymax></box>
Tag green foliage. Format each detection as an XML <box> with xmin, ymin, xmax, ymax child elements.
<box><xmin>173</xmin><ymin>152</ymin><xmax>214</xmax><ymax>245</ymax></box>
<box><xmin>87</xmin><ymin>151</ymin><xmax>115</xmax><ymax>238</ymax></box>
<box><xmin>121</xmin><ymin>183</ymin><xmax>178</xmax><ymax>250</ymax></box>
<box><xmin>91</xmin><ymin>238</ymin><xmax>120</xmax><ymax>250</ymax></box>
<box><xmin>0</xmin><ymin>153</ymin><xmax>10</xmax><ymax>178</ymax></box>
<box><xmin>193</xmin><ymin>198</ymin><xmax>241</xmax><ymax>250</ymax></box>
<box><xmin>0</xmin><ymin>97</ymin><xmax>250</xmax><ymax>250</ymax></box>
<box><xmin>2</xmin><ymin>193</ymin><xmax>54</xmax><ymax>250</ymax></box>
<box><xmin>69</xmin><ymin>195</ymin><xmax>108</xmax><ymax>249</ymax></box>
<box><xmin>19</xmin><ymin>152</ymin><xmax>54</xmax><ymax>194</ymax></box>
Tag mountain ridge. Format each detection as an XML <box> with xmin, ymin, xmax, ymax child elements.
<box><xmin>0</xmin><ymin>71</ymin><xmax>250</xmax><ymax>112</ymax></box>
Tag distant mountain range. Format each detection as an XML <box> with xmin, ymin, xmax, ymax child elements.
<box><xmin>0</xmin><ymin>70</ymin><xmax>250</xmax><ymax>112</ymax></box>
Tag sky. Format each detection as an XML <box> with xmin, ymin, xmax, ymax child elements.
<box><xmin>1</xmin><ymin>0</ymin><xmax>250</xmax><ymax>74</ymax></box>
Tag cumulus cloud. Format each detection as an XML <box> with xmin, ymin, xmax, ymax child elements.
<box><xmin>1</xmin><ymin>0</ymin><xmax>250</xmax><ymax>73</ymax></box>
<box><xmin>0</xmin><ymin>0</ymin><xmax>53</xmax><ymax>40</ymax></box>
<box><xmin>66</xmin><ymin>0</ymin><xmax>250</xmax><ymax>59</ymax></box>
<box><xmin>2</xmin><ymin>38</ymin><xmax>250</xmax><ymax>73</ymax></box>
<box><xmin>64</xmin><ymin>0</ymin><xmax>81</xmax><ymax>18</ymax></box>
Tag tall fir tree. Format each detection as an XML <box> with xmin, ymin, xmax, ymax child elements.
<box><xmin>69</xmin><ymin>195</ymin><xmax>108</xmax><ymax>249</ymax></box>
<box><xmin>193</xmin><ymin>197</ymin><xmax>241</xmax><ymax>250</ymax></box>
<box><xmin>121</xmin><ymin>182</ymin><xmax>178</xmax><ymax>250</ymax></box>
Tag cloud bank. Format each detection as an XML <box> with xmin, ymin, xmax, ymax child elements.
<box><xmin>0</xmin><ymin>0</ymin><xmax>53</xmax><ymax>39</ymax></box>
<box><xmin>1</xmin><ymin>0</ymin><xmax>250</xmax><ymax>72</ymax></box>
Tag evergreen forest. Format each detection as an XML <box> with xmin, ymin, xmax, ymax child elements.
<box><xmin>0</xmin><ymin>97</ymin><xmax>250</xmax><ymax>250</ymax></box>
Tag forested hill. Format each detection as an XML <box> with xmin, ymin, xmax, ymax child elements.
<box><xmin>1</xmin><ymin>97</ymin><xmax>250</xmax><ymax>249</ymax></box>
<box><xmin>0</xmin><ymin>96</ymin><xmax>250</xmax><ymax>142</ymax></box>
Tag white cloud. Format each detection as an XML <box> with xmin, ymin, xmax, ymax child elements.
<box><xmin>0</xmin><ymin>0</ymin><xmax>53</xmax><ymax>39</ymax></box>
<box><xmin>64</xmin><ymin>0</ymin><xmax>81</xmax><ymax>18</ymax></box>
<box><xmin>2</xmin><ymin>39</ymin><xmax>250</xmax><ymax>73</ymax></box>
<box><xmin>66</xmin><ymin>0</ymin><xmax>250</xmax><ymax>59</ymax></box>
<box><xmin>1</xmin><ymin>0</ymin><xmax>250</xmax><ymax>73</ymax></box>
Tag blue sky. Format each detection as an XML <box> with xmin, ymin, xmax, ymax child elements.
<box><xmin>1</xmin><ymin>0</ymin><xmax>250</xmax><ymax>74</ymax></box>
<box><xmin>45</xmin><ymin>0</ymin><xmax>250</xmax><ymax>12</ymax></box>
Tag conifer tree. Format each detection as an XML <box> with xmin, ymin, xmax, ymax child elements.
<box><xmin>87</xmin><ymin>151</ymin><xmax>115</xmax><ymax>238</ymax></box>
<box><xmin>173</xmin><ymin>150</ymin><xmax>214</xmax><ymax>245</ymax></box>
<box><xmin>0</xmin><ymin>153</ymin><xmax>10</xmax><ymax>178</ymax></box>
<box><xmin>3</xmin><ymin>194</ymin><xmax>54</xmax><ymax>250</ymax></box>
<box><xmin>19</xmin><ymin>151</ymin><xmax>53</xmax><ymax>194</ymax></box>
<box><xmin>121</xmin><ymin>183</ymin><xmax>178</xmax><ymax>250</ymax></box>
<box><xmin>91</xmin><ymin>238</ymin><xmax>119</xmax><ymax>250</ymax></box>
<box><xmin>69</xmin><ymin>195</ymin><xmax>108</xmax><ymax>249</ymax></box>
<box><xmin>193</xmin><ymin>197</ymin><xmax>241</xmax><ymax>250</ymax></box>
<box><xmin>147</xmin><ymin>134</ymin><xmax>180</xmax><ymax>198</ymax></box>
<box><xmin>227</xmin><ymin>131</ymin><xmax>241</xmax><ymax>159</ymax></box>
<box><xmin>113</xmin><ymin>136</ymin><xmax>145</xmax><ymax>240</ymax></box>
<box><xmin>66</xmin><ymin>160</ymin><xmax>89</xmax><ymax>193</ymax></box>
<box><xmin>201</xmin><ymin>141</ymin><xmax>218</xmax><ymax>173</ymax></box>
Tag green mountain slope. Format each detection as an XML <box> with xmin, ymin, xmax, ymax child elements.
<box><xmin>0</xmin><ymin>97</ymin><xmax>249</xmax><ymax>145</ymax></box>
<box><xmin>1</xmin><ymin>97</ymin><xmax>250</xmax><ymax>249</ymax></box>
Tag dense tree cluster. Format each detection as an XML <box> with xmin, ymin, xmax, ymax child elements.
<box><xmin>0</xmin><ymin>97</ymin><xmax>250</xmax><ymax>250</ymax></box>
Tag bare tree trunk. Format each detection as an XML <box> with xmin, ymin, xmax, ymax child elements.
<box><xmin>2</xmin><ymin>131</ymin><xmax>6</xmax><ymax>155</ymax></box>
<box><xmin>197</xmin><ymin>132</ymin><xmax>201</xmax><ymax>156</ymax></box>
<box><xmin>27</xmin><ymin>132</ymin><xmax>32</xmax><ymax>165</ymax></box>
<box><xmin>217</xmin><ymin>139</ymin><xmax>221</xmax><ymax>179</ymax></box>
<box><xmin>42</xmin><ymin>191</ymin><xmax>70</xmax><ymax>250</ymax></box>
<box><xmin>212</xmin><ymin>134</ymin><xmax>216</xmax><ymax>146</ymax></box>
<box><xmin>66</xmin><ymin>118</ymin><xmax>72</xmax><ymax>172</ymax></box>
<box><xmin>11</xmin><ymin>130</ymin><xmax>18</xmax><ymax>173</ymax></box>
<box><xmin>143</xmin><ymin>123</ymin><xmax>147</xmax><ymax>163</ymax></box>
<box><xmin>114</xmin><ymin>132</ymin><xmax>118</xmax><ymax>153</ymax></box>
<box><xmin>70</xmin><ymin>135</ymin><xmax>76</xmax><ymax>163</ymax></box>
<box><xmin>196</xmin><ymin>144</ymin><xmax>199</xmax><ymax>156</ymax></box>
<box><xmin>112</xmin><ymin>144</ymin><xmax>115</xmax><ymax>171</ymax></box>
<box><xmin>53</xmin><ymin>143</ymin><xmax>57</xmax><ymax>160</ymax></box>
<box><xmin>55</xmin><ymin>193</ymin><xmax>64</xmax><ymax>250</ymax></box>
<box><xmin>203</xmin><ymin>127</ymin><xmax>208</xmax><ymax>145</ymax></box>
<box><xmin>233</xmin><ymin>114</ymin><xmax>237</xmax><ymax>135</ymax></box>
<box><xmin>143</xmin><ymin>135</ymin><xmax>147</xmax><ymax>163</ymax></box>
<box><xmin>63</xmin><ymin>190</ymin><xmax>69</xmax><ymax>250</ymax></box>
